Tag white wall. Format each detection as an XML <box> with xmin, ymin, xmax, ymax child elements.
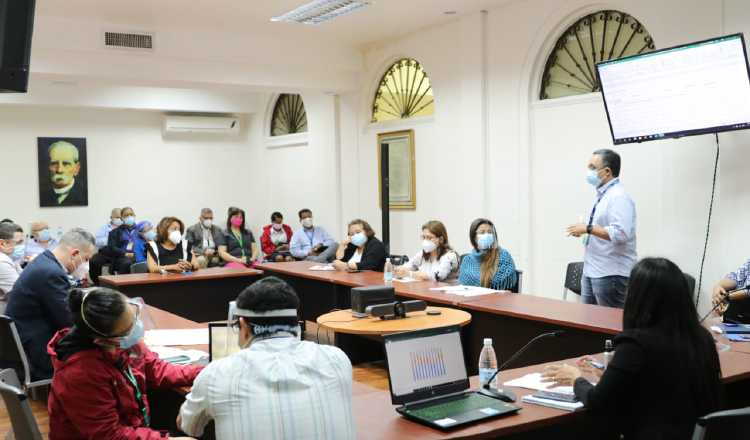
<box><xmin>348</xmin><ymin>0</ymin><xmax>750</xmax><ymax>314</ymax></box>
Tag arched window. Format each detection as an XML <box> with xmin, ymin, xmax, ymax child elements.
<box><xmin>371</xmin><ymin>58</ymin><xmax>434</xmax><ymax>123</ymax></box>
<box><xmin>270</xmin><ymin>94</ymin><xmax>308</xmax><ymax>136</ymax></box>
<box><xmin>540</xmin><ymin>10</ymin><xmax>655</xmax><ymax>100</ymax></box>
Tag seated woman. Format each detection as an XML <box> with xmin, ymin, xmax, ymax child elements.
<box><xmin>542</xmin><ymin>258</ymin><xmax>721</xmax><ymax>440</ymax></box>
<box><xmin>133</xmin><ymin>221</ymin><xmax>155</xmax><ymax>263</ymax></box>
<box><xmin>260</xmin><ymin>211</ymin><xmax>294</xmax><ymax>262</ymax></box>
<box><xmin>219</xmin><ymin>207</ymin><xmax>258</xmax><ymax>268</ymax></box>
<box><xmin>332</xmin><ymin>219</ymin><xmax>386</xmax><ymax>272</ymax></box>
<box><xmin>395</xmin><ymin>220</ymin><xmax>459</xmax><ymax>281</ymax></box>
<box><xmin>458</xmin><ymin>218</ymin><xmax>517</xmax><ymax>290</ymax></box>
<box><xmin>146</xmin><ymin>216</ymin><xmax>198</xmax><ymax>273</ymax></box>
<box><xmin>48</xmin><ymin>287</ymin><xmax>199</xmax><ymax>439</ymax></box>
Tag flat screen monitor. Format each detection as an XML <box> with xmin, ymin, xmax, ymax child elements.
<box><xmin>597</xmin><ymin>33</ymin><xmax>750</xmax><ymax>144</ymax></box>
<box><xmin>0</xmin><ymin>0</ymin><xmax>36</xmax><ymax>93</ymax></box>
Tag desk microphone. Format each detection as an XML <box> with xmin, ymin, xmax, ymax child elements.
<box><xmin>478</xmin><ymin>330</ymin><xmax>565</xmax><ymax>402</ymax></box>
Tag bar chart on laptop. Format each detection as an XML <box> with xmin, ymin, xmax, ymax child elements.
<box><xmin>410</xmin><ymin>347</ymin><xmax>448</xmax><ymax>381</ymax></box>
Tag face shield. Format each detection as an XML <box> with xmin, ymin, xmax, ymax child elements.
<box><xmin>227</xmin><ymin>301</ymin><xmax>300</xmax><ymax>350</ymax></box>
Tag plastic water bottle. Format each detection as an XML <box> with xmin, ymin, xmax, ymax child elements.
<box><xmin>478</xmin><ymin>338</ymin><xmax>498</xmax><ymax>389</ymax></box>
<box><xmin>603</xmin><ymin>339</ymin><xmax>614</xmax><ymax>368</ymax></box>
<box><xmin>383</xmin><ymin>258</ymin><xmax>393</xmax><ymax>283</ymax></box>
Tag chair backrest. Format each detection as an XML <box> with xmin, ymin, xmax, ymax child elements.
<box><xmin>0</xmin><ymin>315</ymin><xmax>31</xmax><ymax>389</ymax></box>
<box><xmin>692</xmin><ymin>406</ymin><xmax>750</xmax><ymax>440</ymax></box>
<box><xmin>563</xmin><ymin>262</ymin><xmax>584</xmax><ymax>295</ymax></box>
<box><xmin>510</xmin><ymin>270</ymin><xmax>523</xmax><ymax>293</ymax></box>
<box><xmin>130</xmin><ymin>261</ymin><xmax>149</xmax><ymax>274</ymax></box>
<box><xmin>0</xmin><ymin>369</ymin><xmax>43</xmax><ymax>440</ymax></box>
<box><xmin>388</xmin><ymin>255</ymin><xmax>409</xmax><ymax>266</ymax></box>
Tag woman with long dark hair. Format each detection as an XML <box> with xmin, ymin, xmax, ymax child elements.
<box><xmin>457</xmin><ymin>218</ymin><xmax>517</xmax><ymax>290</ymax></box>
<box><xmin>219</xmin><ymin>206</ymin><xmax>259</xmax><ymax>268</ymax></box>
<box><xmin>48</xmin><ymin>287</ymin><xmax>201</xmax><ymax>439</ymax></box>
<box><xmin>543</xmin><ymin>257</ymin><xmax>722</xmax><ymax>439</ymax></box>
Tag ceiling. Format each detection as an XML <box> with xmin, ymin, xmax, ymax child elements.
<box><xmin>36</xmin><ymin>0</ymin><xmax>512</xmax><ymax>49</ymax></box>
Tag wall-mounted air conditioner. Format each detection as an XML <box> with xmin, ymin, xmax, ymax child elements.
<box><xmin>163</xmin><ymin>115</ymin><xmax>240</xmax><ymax>137</ymax></box>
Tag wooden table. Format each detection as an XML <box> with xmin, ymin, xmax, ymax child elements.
<box><xmin>100</xmin><ymin>267</ymin><xmax>262</xmax><ymax>322</ymax></box>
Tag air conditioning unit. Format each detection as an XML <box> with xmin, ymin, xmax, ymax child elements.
<box><xmin>163</xmin><ymin>115</ymin><xmax>240</xmax><ymax>137</ymax></box>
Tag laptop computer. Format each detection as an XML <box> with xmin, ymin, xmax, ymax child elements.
<box><xmin>208</xmin><ymin>322</ymin><xmax>241</xmax><ymax>362</ymax></box>
<box><xmin>383</xmin><ymin>325</ymin><xmax>521</xmax><ymax>430</ymax></box>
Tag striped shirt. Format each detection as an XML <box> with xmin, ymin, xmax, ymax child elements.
<box><xmin>179</xmin><ymin>336</ymin><xmax>355</xmax><ymax>440</ymax></box>
<box><xmin>727</xmin><ymin>258</ymin><xmax>750</xmax><ymax>289</ymax></box>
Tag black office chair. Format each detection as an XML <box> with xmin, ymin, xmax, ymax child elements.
<box><xmin>388</xmin><ymin>255</ymin><xmax>409</xmax><ymax>266</ymax></box>
<box><xmin>692</xmin><ymin>406</ymin><xmax>750</xmax><ymax>439</ymax></box>
<box><xmin>510</xmin><ymin>270</ymin><xmax>523</xmax><ymax>293</ymax></box>
<box><xmin>0</xmin><ymin>368</ymin><xmax>43</xmax><ymax>440</ymax></box>
<box><xmin>0</xmin><ymin>315</ymin><xmax>51</xmax><ymax>396</ymax></box>
<box><xmin>130</xmin><ymin>262</ymin><xmax>149</xmax><ymax>274</ymax></box>
<box><xmin>562</xmin><ymin>262</ymin><xmax>584</xmax><ymax>300</ymax></box>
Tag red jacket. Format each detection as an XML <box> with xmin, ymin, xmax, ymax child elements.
<box><xmin>260</xmin><ymin>224</ymin><xmax>293</xmax><ymax>257</ymax></box>
<box><xmin>47</xmin><ymin>329</ymin><xmax>203</xmax><ymax>440</ymax></box>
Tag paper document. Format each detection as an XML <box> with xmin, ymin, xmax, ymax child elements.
<box><xmin>144</xmin><ymin>329</ymin><xmax>208</xmax><ymax>347</ymax></box>
<box><xmin>393</xmin><ymin>277</ymin><xmax>418</xmax><ymax>283</ymax></box>
<box><xmin>521</xmin><ymin>394</ymin><xmax>584</xmax><ymax>412</ymax></box>
<box><xmin>429</xmin><ymin>285</ymin><xmax>501</xmax><ymax>296</ymax></box>
<box><xmin>309</xmin><ymin>265</ymin><xmax>335</xmax><ymax>271</ymax></box>
<box><xmin>150</xmin><ymin>346</ymin><xmax>208</xmax><ymax>364</ymax></box>
<box><xmin>503</xmin><ymin>373</ymin><xmax>574</xmax><ymax>393</ymax></box>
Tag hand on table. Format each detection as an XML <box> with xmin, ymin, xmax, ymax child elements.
<box><xmin>541</xmin><ymin>363</ymin><xmax>582</xmax><ymax>386</ymax></box>
<box><xmin>566</xmin><ymin>223</ymin><xmax>587</xmax><ymax>238</ymax></box>
<box><xmin>394</xmin><ymin>266</ymin><xmax>409</xmax><ymax>278</ymax></box>
<box><xmin>177</xmin><ymin>260</ymin><xmax>193</xmax><ymax>271</ymax></box>
<box><xmin>204</xmin><ymin>248</ymin><xmax>215</xmax><ymax>257</ymax></box>
<box><xmin>576</xmin><ymin>356</ymin><xmax>604</xmax><ymax>379</ymax></box>
<box><xmin>332</xmin><ymin>260</ymin><xmax>348</xmax><ymax>271</ymax></box>
<box><xmin>277</xmin><ymin>244</ymin><xmax>289</xmax><ymax>252</ymax></box>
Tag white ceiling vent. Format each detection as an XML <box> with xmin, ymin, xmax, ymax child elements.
<box><xmin>104</xmin><ymin>31</ymin><xmax>154</xmax><ymax>50</ymax></box>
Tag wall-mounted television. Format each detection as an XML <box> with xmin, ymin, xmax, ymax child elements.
<box><xmin>597</xmin><ymin>33</ymin><xmax>750</xmax><ymax>144</ymax></box>
<box><xmin>0</xmin><ymin>0</ymin><xmax>36</xmax><ymax>93</ymax></box>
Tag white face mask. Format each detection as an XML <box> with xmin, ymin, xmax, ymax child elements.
<box><xmin>301</xmin><ymin>218</ymin><xmax>313</xmax><ymax>228</ymax></box>
<box><xmin>202</xmin><ymin>219</ymin><xmax>213</xmax><ymax>228</ymax></box>
<box><xmin>111</xmin><ymin>218</ymin><xmax>123</xmax><ymax>227</ymax></box>
<box><xmin>168</xmin><ymin>230</ymin><xmax>182</xmax><ymax>245</ymax></box>
<box><xmin>272</xmin><ymin>223</ymin><xmax>283</xmax><ymax>231</ymax></box>
<box><xmin>422</xmin><ymin>239</ymin><xmax>438</xmax><ymax>254</ymax></box>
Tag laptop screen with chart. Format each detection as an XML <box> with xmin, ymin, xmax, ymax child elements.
<box><xmin>384</xmin><ymin>326</ymin><xmax>468</xmax><ymax>404</ymax></box>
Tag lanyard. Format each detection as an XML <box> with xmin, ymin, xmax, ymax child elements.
<box><xmin>304</xmin><ymin>229</ymin><xmax>315</xmax><ymax>246</ymax></box>
<box><xmin>122</xmin><ymin>366</ymin><xmax>150</xmax><ymax>427</ymax></box>
<box><xmin>587</xmin><ymin>181</ymin><xmax>617</xmax><ymax>227</ymax></box>
<box><xmin>232</xmin><ymin>230</ymin><xmax>246</xmax><ymax>257</ymax></box>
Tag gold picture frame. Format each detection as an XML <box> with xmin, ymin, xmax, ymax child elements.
<box><xmin>378</xmin><ymin>129</ymin><xmax>416</xmax><ymax>210</ymax></box>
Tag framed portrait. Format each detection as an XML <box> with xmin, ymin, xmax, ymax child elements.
<box><xmin>37</xmin><ymin>137</ymin><xmax>88</xmax><ymax>207</ymax></box>
<box><xmin>378</xmin><ymin>130</ymin><xmax>416</xmax><ymax>210</ymax></box>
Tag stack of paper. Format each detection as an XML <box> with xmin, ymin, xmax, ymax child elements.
<box><xmin>429</xmin><ymin>285</ymin><xmax>502</xmax><ymax>297</ymax></box>
<box><xmin>309</xmin><ymin>265</ymin><xmax>335</xmax><ymax>271</ymax></box>
<box><xmin>144</xmin><ymin>329</ymin><xmax>208</xmax><ymax>347</ymax></box>
<box><xmin>521</xmin><ymin>394</ymin><xmax>584</xmax><ymax>412</ymax></box>
<box><xmin>503</xmin><ymin>372</ymin><xmax>572</xmax><ymax>392</ymax></box>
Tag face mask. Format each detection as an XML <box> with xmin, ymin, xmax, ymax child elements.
<box><xmin>301</xmin><ymin>218</ymin><xmax>313</xmax><ymax>228</ymax></box>
<box><xmin>12</xmin><ymin>244</ymin><xmax>25</xmax><ymax>260</ymax></box>
<box><xmin>586</xmin><ymin>169</ymin><xmax>602</xmax><ymax>187</ymax></box>
<box><xmin>38</xmin><ymin>229</ymin><xmax>52</xmax><ymax>242</ymax></box>
<box><xmin>477</xmin><ymin>233</ymin><xmax>495</xmax><ymax>251</ymax></box>
<box><xmin>350</xmin><ymin>232</ymin><xmax>367</xmax><ymax>247</ymax></box>
<box><xmin>111</xmin><ymin>218</ymin><xmax>123</xmax><ymax>227</ymax></box>
<box><xmin>168</xmin><ymin>230</ymin><xmax>182</xmax><ymax>245</ymax></box>
<box><xmin>202</xmin><ymin>219</ymin><xmax>213</xmax><ymax>228</ymax></box>
<box><xmin>144</xmin><ymin>230</ymin><xmax>157</xmax><ymax>241</ymax></box>
<box><xmin>72</xmin><ymin>254</ymin><xmax>89</xmax><ymax>281</ymax></box>
<box><xmin>118</xmin><ymin>318</ymin><xmax>144</xmax><ymax>350</ymax></box>
<box><xmin>123</xmin><ymin>216</ymin><xmax>136</xmax><ymax>227</ymax></box>
<box><xmin>422</xmin><ymin>239</ymin><xmax>438</xmax><ymax>254</ymax></box>
<box><xmin>230</xmin><ymin>217</ymin><xmax>243</xmax><ymax>227</ymax></box>
<box><xmin>272</xmin><ymin>223</ymin><xmax>283</xmax><ymax>231</ymax></box>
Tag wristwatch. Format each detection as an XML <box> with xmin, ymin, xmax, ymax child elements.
<box><xmin>586</xmin><ymin>225</ymin><xmax>593</xmax><ymax>234</ymax></box>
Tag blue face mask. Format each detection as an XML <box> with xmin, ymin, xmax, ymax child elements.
<box><xmin>144</xmin><ymin>230</ymin><xmax>157</xmax><ymax>241</ymax></box>
<box><xmin>11</xmin><ymin>245</ymin><xmax>25</xmax><ymax>261</ymax></box>
<box><xmin>586</xmin><ymin>169</ymin><xmax>602</xmax><ymax>187</ymax></box>
<box><xmin>350</xmin><ymin>232</ymin><xmax>367</xmax><ymax>247</ymax></box>
<box><xmin>123</xmin><ymin>216</ymin><xmax>136</xmax><ymax>227</ymax></box>
<box><xmin>118</xmin><ymin>318</ymin><xmax>144</xmax><ymax>350</ymax></box>
<box><xmin>38</xmin><ymin>229</ymin><xmax>52</xmax><ymax>242</ymax></box>
<box><xmin>477</xmin><ymin>233</ymin><xmax>495</xmax><ymax>251</ymax></box>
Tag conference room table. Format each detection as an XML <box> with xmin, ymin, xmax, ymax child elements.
<box><xmin>257</xmin><ymin>261</ymin><xmax>621</xmax><ymax>370</ymax></box>
<box><xmin>100</xmin><ymin>266</ymin><xmax>262</xmax><ymax>322</ymax></box>
<box><xmin>144</xmin><ymin>304</ymin><xmax>750</xmax><ymax>439</ymax></box>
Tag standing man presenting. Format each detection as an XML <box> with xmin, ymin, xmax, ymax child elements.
<box><xmin>567</xmin><ymin>149</ymin><xmax>636</xmax><ymax>308</ymax></box>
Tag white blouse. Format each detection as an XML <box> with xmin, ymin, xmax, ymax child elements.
<box><xmin>349</xmin><ymin>249</ymin><xmax>363</xmax><ymax>264</ymax></box>
<box><xmin>404</xmin><ymin>250</ymin><xmax>459</xmax><ymax>281</ymax></box>
<box><xmin>270</xmin><ymin>228</ymin><xmax>288</xmax><ymax>246</ymax></box>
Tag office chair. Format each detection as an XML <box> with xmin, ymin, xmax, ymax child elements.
<box><xmin>0</xmin><ymin>368</ymin><xmax>43</xmax><ymax>440</ymax></box>
<box><xmin>562</xmin><ymin>262</ymin><xmax>584</xmax><ymax>300</ymax></box>
<box><xmin>130</xmin><ymin>261</ymin><xmax>149</xmax><ymax>274</ymax></box>
<box><xmin>388</xmin><ymin>255</ymin><xmax>409</xmax><ymax>266</ymax></box>
<box><xmin>0</xmin><ymin>316</ymin><xmax>52</xmax><ymax>397</ymax></box>
<box><xmin>510</xmin><ymin>270</ymin><xmax>523</xmax><ymax>293</ymax></box>
<box><xmin>692</xmin><ymin>406</ymin><xmax>750</xmax><ymax>439</ymax></box>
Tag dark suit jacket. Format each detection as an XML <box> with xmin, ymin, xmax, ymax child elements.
<box><xmin>39</xmin><ymin>180</ymin><xmax>88</xmax><ymax>207</ymax></box>
<box><xmin>5</xmin><ymin>250</ymin><xmax>73</xmax><ymax>380</ymax></box>
<box><xmin>341</xmin><ymin>237</ymin><xmax>387</xmax><ymax>272</ymax></box>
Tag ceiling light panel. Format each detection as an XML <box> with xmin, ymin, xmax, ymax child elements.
<box><xmin>271</xmin><ymin>0</ymin><xmax>371</xmax><ymax>25</ymax></box>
